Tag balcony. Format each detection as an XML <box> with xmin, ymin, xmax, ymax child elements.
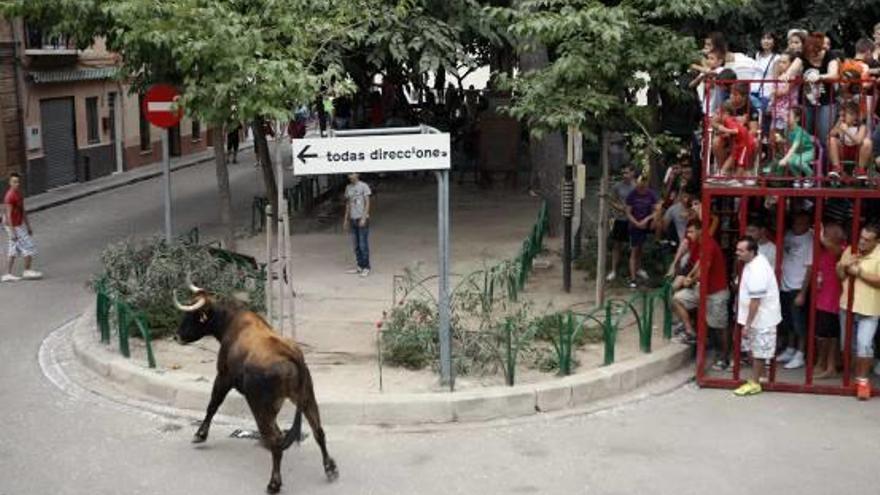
<box><xmin>24</xmin><ymin>26</ymin><xmax>77</xmax><ymax>56</ymax></box>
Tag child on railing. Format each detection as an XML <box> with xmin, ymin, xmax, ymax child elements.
<box><xmin>769</xmin><ymin>52</ymin><xmax>798</xmax><ymax>157</ymax></box>
<box><xmin>829</xmin><ymin>101</ymin><xmax>872</xmax><ymax>180</ymax></box>
<box><xmin>776</xmin><ymin>106</ymin><xmax>815</xmax><ymax>187</ymax></box>
<box><xmin>712</xmin><ymin>101</ymin><xmax>756</xmax><ymax>182</ymax></box>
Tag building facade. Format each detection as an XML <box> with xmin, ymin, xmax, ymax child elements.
<box><xmin>1</xmin><ymin>18</ymin><xmax>207</xmax><ymax>195</ymax></box>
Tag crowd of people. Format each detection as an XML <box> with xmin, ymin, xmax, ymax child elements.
<box><xmin>695</xmin><ymin>28</ymin><xmax>880</xmax><ymax>185</ymax></box>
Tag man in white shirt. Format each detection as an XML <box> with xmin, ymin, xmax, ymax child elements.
<box><xmin>777</xmin><ymin>212</ymin><xmax>813</xmax><ymax>369</ymax></box>
<box><xmin>745</xmin><ymin>217</ymin><xmax>777</xmax><ymax>270</ymax></box>
<box><xmin>734</xmin><ymin>236</ymin><xmax>782</xmax><ymax>396</ymax></box>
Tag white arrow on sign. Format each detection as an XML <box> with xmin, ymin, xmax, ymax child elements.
<box><xmin>291</xmin><ymin>133</ymin><xmax>451</xmax><ymax>176</ymax></box>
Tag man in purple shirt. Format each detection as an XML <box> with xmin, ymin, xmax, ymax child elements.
<box><xmin>625</xmin><ymin>174</ymin><xmax>659</xmax><ymax>288</ymax></box>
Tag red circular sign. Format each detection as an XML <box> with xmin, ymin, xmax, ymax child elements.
<box><xmin>143</xmin><ymin>84</ymin><xmax>183</xmax><ymax>128</ymax></box>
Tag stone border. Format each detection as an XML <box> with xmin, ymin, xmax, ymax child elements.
<box><xmin>71</xmin><ymin>307</ymin><xmax>692</xmax><ymax>425</ymax></box>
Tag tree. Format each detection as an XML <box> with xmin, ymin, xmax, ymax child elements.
<box><xmin>4</xmin><ymin>0</ymin><xmax>361</xmax><ymax>244</ymax></box>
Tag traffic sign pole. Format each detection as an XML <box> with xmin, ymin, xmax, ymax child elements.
<box><xmin>162</xmin><ymin>128</ymin><xmax>172</xmax><ymax>243</ymax></box>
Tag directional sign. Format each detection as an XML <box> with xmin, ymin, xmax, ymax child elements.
<box><xmin>291</xmin><ymin>133</ymin><xmax>450</xmax><ymax>176</ymax></box>
<box><xmin>143</xmin><ymin>84</ymin><xmax>183</xmax><ymax>129</ymax></box>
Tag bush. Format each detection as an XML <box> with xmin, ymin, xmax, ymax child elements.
<box><xmin>90</xmin><ymin>237</ymin><xmax>265</xmax><ymax>338</ymax></box>
<box><xmin>380</xmin><ymin>300</ymin><xmax>438</xmax><ymax>370</ymax></box>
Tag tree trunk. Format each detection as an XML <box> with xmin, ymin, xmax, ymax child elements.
<box><xmin>213</xmin><ymin>124</ymin><xmax>235</xmax><ymax>250</ymax></box>
<box><xmin>519</xmin><ymin>43</ymin><xmax>565</xmax><ymax>237</ymax></box>
<box><xmin>252</xmin><ymin>118</ymin><xmax>279</xmax><ymax>218</ymax></box>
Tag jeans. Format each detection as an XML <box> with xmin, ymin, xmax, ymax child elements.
<box><xmin>350</xmin><ymin>219</ymin><xmax>370</xmax><ymax>270</ymax></box>
<box><xmin>839</xmin><ymin>311</ymin><xmax>879</xmax><ymax>358</ymax></box>
<box><xmin>805</xmin><ymin>104</ymin><xmax>835</xmax><ymax>149</ymax></box>
<box><xmin>780</xmin><ymin>290</ymin><xmax>808</xmax><ymax>339</ymax></box>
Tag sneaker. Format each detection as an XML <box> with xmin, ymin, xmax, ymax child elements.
<box><xmin>712</xmin><ymin>360</ymin><xmax>730</xmax><ymax>371</ymax></box>
<box><xmin>1</xmin><ymin>274</ymin><xmax>21</xmax><ymax>283</ymax></box>
<box><xmin>627</xmin><ymin>280</ymin><xmax>638</xmax><ymax>289</ymax></box>
<box><xmin>345</xmin><ymin>268</ymin><xmax>362</xmax><ymax>274</ymax></box>
<box><xmin>792</xmin><ymin>180</ymin><xmax>801</xmax><ymax>188</ymax></box>
<box><xmin>22</xmin><ymin>269</ymin><xmax>42</xmax><ymax>280</ymax></box>
<box><xmin>733</xmin><ymin>380</ymin><xmax>762</xmax><ymax>396</ymax></box>
<box><xmin>742</xmin><ymin>179</ymin><xmax>757</xmax><ymax>186</ymax></box>
<box><xmin>855</xmin><ymin>168</ymin><xmax>869</xmax><ymax>180</ymax></box>
<box><xmin>636</xmin><ymin>269</ymin><xmax>649</xmax><ymax>281</ymax></box>
<box><xmin>605</xmin><ymin>271</ymin><xmax>617</xmax><ymax>282</ymax></box>
<box><xmin>359</xmin><ymin>269</ymin><xmax>371</xmax><ymax>278</ymax></box>
<box><xmin>783</xmin><ymin>351</ymin><xmax>805</xmax><ymax>369</ymax></box>
<box><xmin>672</xmin><ymin>322</ymin><xmax>686</xmax><ymax>336</ymax></box>
<box><xmin>677</xmin><ymin>333</ymin><xmax>697</xmax><ymax>345</ymax></box>
<box><xmin>828</xmin><ymin>170</ymin><xmax>841</xmax><ymax>180</ymax></box>
<box><xmin>776</xmin><ymin>347</ymin><xmax>796</xmax><ymax>363</ymax></box>
<box><xmin>856</xmin><ymin>378</ymin><xmax>872</xmax><ymax>401</ymax></box>
<box><xmin>801</xmin><ymin>179</ymin><xmax>813</xmax><ymax>189</ymax></box>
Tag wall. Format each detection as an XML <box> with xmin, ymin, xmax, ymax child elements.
<box><xmin>0</xmin><ymin>19</ymin><xmax>25</xmax><ymax>182</ymax></box>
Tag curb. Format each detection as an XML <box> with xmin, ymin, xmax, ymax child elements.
<box><xmin>71</xmin><ymin>307</ymin><xmax>692</xmax><ymax>426</ymax></box>
<box><xmin>27</xmin><ymin>144</ymin><xmax>255</xmax><ymax>214</ymax></box>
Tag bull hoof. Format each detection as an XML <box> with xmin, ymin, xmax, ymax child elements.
<box><xmin>192</xmin><ymin>430</ymin><xmax>208</xmax><ymax>443</ymax></box>
<box><xmin>266</xmin><ymin>480</ymin><xmax>282</xmax><ymax>493</ymax></box>
<box><xmin>325</xmin><ymin>458</ymin><xmax>339</xmax><ymax>482</ymax></box>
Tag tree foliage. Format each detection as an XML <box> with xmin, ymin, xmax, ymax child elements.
<box><xmin>487</xmin><ymin>0</ymin><xmax>748</xmax><ymax>136</ymax></box>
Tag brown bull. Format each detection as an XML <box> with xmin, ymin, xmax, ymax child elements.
<box><xmin>174</xmin><ymin>284</ymin><xmax>338</xmax><ymax>493</ymax></box>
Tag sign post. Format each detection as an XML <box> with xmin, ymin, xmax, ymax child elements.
<box><xmin>292</xmin><ymin>126</ymin><xmax>455</xmax><ymax>389</ymax></box>
<box><xmin>143</xmin><ymin>84</ymin><xmax>184</xmax><ymax>243</ymax></box>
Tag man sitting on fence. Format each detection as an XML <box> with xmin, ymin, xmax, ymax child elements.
<box><xmin>671</xmin><ymin>220</ymin><xmax>731</xmax><ymax>370</ymax></box>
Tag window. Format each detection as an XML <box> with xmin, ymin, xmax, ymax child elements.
<box><xmin>86</xmin><ymin>97</ymin><xmax>99</xmax><ymax>144</ymax></box>
<box><xmin>108</xmin><ymin>92</ymin><xmax>116</xmax><ymax>141</ymax></box>
<box><xmin>192</xmin><ymin>120</ymin><xmax>201</xmax><ymax>141</ymax></box>
<box><xmin>138</xmin><ymin>94</ymin><xmax>151</xmax><ymax>151</ymax></box>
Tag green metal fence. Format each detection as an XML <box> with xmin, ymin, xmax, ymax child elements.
<box><xmin>95</xmin><ymin>280</ymin><xmax>157</xmax><ymax>368</ymax></box>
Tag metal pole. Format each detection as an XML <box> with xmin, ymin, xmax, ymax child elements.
<box><xmin>596</xmin><ymin>131</ymin><xmax>611</xmax><ymax>305</ymax></box>
<box><xmin>283</xmin><ymin>202</ymin><xmax>296</xmax><ymax>340</ymax></box>
<box><xmin>265</xmin><ymin>203</ymin><xmax>274</xmax><ymax>324</ymax></box>
<box><xmin>276</xmin><ymin>124</ymin><xmax>285</xmax><ymax>333</ymax></box>
<box><xmin>161</xmin><ymin>128</ymin><xmax>172</xmax><ymax>243</ymax></box>
<box><xmin>437</xmin><ymin>169</ymin><xmax>453</xmax><ymax>390</ymax></box>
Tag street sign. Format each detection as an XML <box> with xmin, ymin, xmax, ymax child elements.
<box><xmin>143</xmin><ymin>84</ymin><xmax>183</xmax><ymax>129</ymax></box>
<box><xmin>291</xmin><ymin>133</ymin><xmax>451</xmax><ymax>176</ymax></box>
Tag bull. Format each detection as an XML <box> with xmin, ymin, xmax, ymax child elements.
<box><xmin>174</xmin><ymin>283</ymin><xmax>338</xmax><ymax>493</ymax></box>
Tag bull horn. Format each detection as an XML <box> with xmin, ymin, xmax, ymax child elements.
<box><xmin>185</xmin><ymin>273</ymin><xmax>204</xmax><ymax>294</ymax></box>
<box><xmin>173</xmin><ymin>290</ymin><xmax>207</xmax><ymax>312</ymax></box>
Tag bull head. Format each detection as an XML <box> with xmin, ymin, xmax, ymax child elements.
<box><xmin>174</xmin><ymin>281</ymin><xmax>213</xmax><ymax>344</ymax></box>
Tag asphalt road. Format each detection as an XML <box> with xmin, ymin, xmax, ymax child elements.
<box><xmin>1</xmin><ymin>155</ymin><xmax>879</xmax><ymax>495</ymax></box>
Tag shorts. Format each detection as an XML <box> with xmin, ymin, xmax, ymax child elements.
<box><xmin>732</xmin><ymin>143</ymin><xmax>756</xmax><ymax>169</ymax></box>
<box><xmin>629</xmin><ymin>223</ymin><xmax>652</xmax><ymax>248</ymax></box>
<box><xmin>816</xmin><ymin>309</ymin><xmax>840</xmax><ymax>339</ymax></box>
<box><xmin>749</xmin><ymin>326</ymin><xmax>777</xmax><ymax>360</ymax></box>
<box><xmin>839</xmin><ymin>311</ymin><xmax>879</xmax><ymax>359</ymax></box>
<box><xmin>674</xmin><ymin>286</ymin><xmax>730</xmax><ymax>330</ymax></box>
<box><xmin>610</xmin><ymin>219</ymin><xmax>629</xmax><ymax>243</ymax></box>
<box><xmin>841</xmin><ymin>144</ymin><xmax>859</xmax><ymax>162</ymax></box>
<box><xmin>6</xmin><ymin>225</ymin><xmax>36</xmax><ymax>257</ymax></box>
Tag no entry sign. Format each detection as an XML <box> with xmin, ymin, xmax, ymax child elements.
<box><xmin>143</xmin><ymin>84</ymin><xmax>183</xmax><ymax>129</ymax></box>
<box><xmin>291</xmin><ymin>133</ymin><xmax>451</xmax><ymax>176</ymax></box>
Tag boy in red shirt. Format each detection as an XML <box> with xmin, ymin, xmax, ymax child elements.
<box><xmin>3</xmin><ymin>173</ymin><xmax>41</xmax><ymax>282</ymax></box>
<box><xmin>713</xmin><ymin>101</ymin><xmax>757</xmax><ymax>181</ymax></box>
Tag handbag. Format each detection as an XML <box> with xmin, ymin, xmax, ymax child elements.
<box><xmin>751</xmin><ymin>53</ymin><xmax>777</xmax><ymax>111</ymax></box>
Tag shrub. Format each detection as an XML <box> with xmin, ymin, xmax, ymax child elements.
<box><xmin>380</xmin><ymin>300</ymin><xmax>439</xmax><ymax>370</ymax></box>
<box><xmin>90</xmin><ymin>236</ymin><xmax>265</xmax><ymax>338</ymax></box>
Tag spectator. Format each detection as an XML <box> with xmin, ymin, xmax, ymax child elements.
<box><xmin>801</xmin><ymin>32</ymin><xmax>840</xmax><ymax>147</ymax></box>
<box><xmin>745</xmin><ymin>216</ymin><xmax>778</xmax><ymax>270</ymax></box>
<box><xmin>671</xmin><ymin>220</ymin><xmax>730</xmax><ymax>368</ymax></box>
<box><xmin>712</xmin><ymin>101</ymin><xmax>756</xmax><ymax>180</ymax></box>
<box><xmin>734</xmin><ymin>236</ymin><xmax>782</xmax><ymax>396</ymax></box>
<box><xmin>333</xmin><ymin>96</ymin><xmax>352</xmax><ymax>130</ymax></box>
<box><xmin>786</xmin><ymin>29</ymin><xmax>807</xmax><ymax>60</ymax></box>
<box><xmin>814</xmin><ymin>223</ymin><xmax>847</xmax><ymax>379</ymax></box>
<box><xmin>624</xmin><ymin>174</ymin><xmax>659</xmax><ymax>289</ymax></box>
<box><xmin>873</xmin><ymin>22</ymin><xmax>880</xmax><ymax>62</ymax></box>
<box><xmin>226</xmin><ymin>123</ymin><xmax>241</xmax><ymax>164</ymax></box>
<box><xmin>829</xmin><ymin>101</ymin><xmax>872</xmax><ymax>180</ymax></box>
<box><xmin>836</xmin><ymin>224</ymin><xmax>880</xmax><ymax>400</ymax></box>
<box><xmin>777</xmin><ymin>106</ymin><xmax>815</xmax><ymax>187</ymax></box>
<box><xmin>768</xmin><ymin>52</ymin><xmax>798</xmax><ymax>146</ymax></box>
<box><xmin>656</xmin><ymin>186</ymin><xmax>694</xmax><ymax>245</ymax></box>
<box><xmin>754</xmin><ymin>32</ymin><xmax>779</xmax><ymax>107</ymax></box>
<box><xmin>777</xmin><ymin>211</ymin><xmax>814</xmax><ymax>370</ymax></box>
<box><xmin>3</xmin><ymin>173</ymin><xmax>41</xmax><ymax>282</ymax></box>
<box><xmin>607</xmin><ymin>165</ymin><xmax>636</xmax><ymax>283</ymax></box>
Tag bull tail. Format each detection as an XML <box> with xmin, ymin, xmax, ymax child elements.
<box><xmin>281</xmin><ymin>357</ymin><xmax>312</xmax><ymax>450</ymax></box>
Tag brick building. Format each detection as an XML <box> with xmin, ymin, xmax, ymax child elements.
<box><xmin>0</xmin><ymin>18</ymin><xmax>207</xmax><ymax>195</ymax></box>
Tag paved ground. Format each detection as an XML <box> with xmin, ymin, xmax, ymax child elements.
<box><xmin>1</xmin><ymin>145</ymin><xmax>879</xmax><ymax>494</ymax></box>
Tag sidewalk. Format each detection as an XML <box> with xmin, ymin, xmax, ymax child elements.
<box><xmin>26</xmin><ymin>142</ymin><xmax>254</xmax><ymax>214</ymax></box>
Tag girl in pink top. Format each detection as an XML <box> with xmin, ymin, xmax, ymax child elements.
<box><xmin>814</xmin><ymin>223</ymin><xmax>846</xmax><ymax>379</ymax></box>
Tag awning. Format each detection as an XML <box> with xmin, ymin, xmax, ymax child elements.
<box><xmin>29</xmin><ymin>67</ymin><xmax>117</xmax><ymax>84</ymax></box>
